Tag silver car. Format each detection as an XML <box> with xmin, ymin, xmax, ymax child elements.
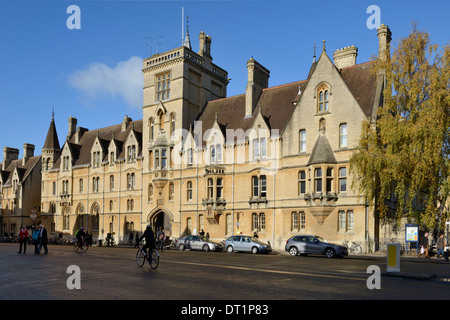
<box><xmin>175</xmin><ymin>235</ymin><xmax>223</xmax><ymax>252</ymax></box>
<box><xmin>285</xmin><ymin>235</ymin><xmax>348</xmax><ymax>258</ymax></box>
<box><xmin>225</xmin><ymin>235</ymin><xmax>272</xmax><ymax>254</ymax></box>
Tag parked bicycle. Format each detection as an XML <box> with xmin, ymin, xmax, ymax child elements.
<box><xmin>104</xmin><ymin>233</ymin><xmax>115</xmax><ymax>247</ymax></box>
<box><xmin>343</xmin><ymin>239</ymin><xmax>362</xmax><ymax>254</ymax></box>
<box><xmin>136</xmin><ymin>247</ymin><xmax>159</xmax><ymax>269</ymax></box>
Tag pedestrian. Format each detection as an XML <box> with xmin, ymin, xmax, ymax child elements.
<box><xmin>253</xmin><ymin>231</ymin><xmax>259</xmax><ymax>239</ymax></box>
<box><xmin>436</xmin><ymin>234</ymin><xmax>445</xmax><ymax>258</ymax></box>
<box><xmin>86</xmin><ymin>231</ymin><xmax>93</xmax><ymax>247</ymax></box>
<box><xmin>157</xmin><ymin>226</ymin><xmax>165</xmax><ymax>251</ymax></box>
<box><xmin>418</xmin><ymin>232</ymin><xmax>430</xmax><ymax>259</ymax></box>
<box><xmin>199</xmin><ymin>229</ymin><xmax>205</xmax><ymax>236</ymax></box>
<box><xmin>37</xmin><ymin>224</ymin><xmax>48</xmax><ymax>254</ymax></box>
<box><xmin>32</xmin><ymin>225</ymin><xmax>40</xmax><ymax>253</ymax></box>
<box><xmin>129</xmin><ymin>232</ymin><xmax>134</xmax><ymax>246</ymax></box>
<box><xmin>135</xmin><ymin>232</ymin><xmax>140</xmax><ymax>248</ymax></box>
<box><xmin>18</xmin><ymin>225</ymin><xmax>28</xmax><ymax>254</ymax></box>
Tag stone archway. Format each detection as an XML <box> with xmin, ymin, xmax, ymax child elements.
<box><xmin>147</xmin><ymin>207</ymin><xmax>173</xmax><ymax>239</ymax></box>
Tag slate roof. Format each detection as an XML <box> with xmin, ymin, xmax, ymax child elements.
<box><xmin>197</xmin><ymin>80</ymin><xmax>308</xmax><ymax>142</ymax></box>
<box><xmin>0</xmin><ymin>156</ymin><xmax>41</xmax><ymax>186</ymax></box>
<box><xmin>53</xmin><ymin>120</ymin><xmax>143</xmax><ymax>169</ymax></box>
<box><xmin>196</xmin><ymin>60</ymin><xmax>378</xmax><ymax>143</ymax></box>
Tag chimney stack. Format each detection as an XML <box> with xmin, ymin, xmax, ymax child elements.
<box><xmin>68</xmin><ymin>116</ymin><xmax>77</xmax><ymax>140</ymax></box>
<box><xmin>199</xmin><ymin>31</ymin><xmax>212</xmax><ymax>59</ymax></box>
<box><xmin>2</xmin><ymin>147</ymin><xmax>19</xmax><ymax>170</ymax></box>
<box><xmin>333</xmin><ymin>45</ymin><xmax>358</xmax><ymax>69</ymax></box>
<box><xmin>22</xmin><ymin>143</ymin><xmax>35</xmax><ymax>166</ymax></box>
<box><xmin>377</xmin><ymin>24</ymin><xmax>392</xmax><ymax>62</ymax></box>
<box><xmin>245</xmin><ymin>58</ymin><xmax>270</xmax><ymax>118</ymax></box>
<box><xmin>122</xmin><ymin>115</ymin><xmax>132</xmax><ymax>132</ymax></box>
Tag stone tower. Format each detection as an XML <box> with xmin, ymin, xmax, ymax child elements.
<box><xmin>141</xmin><ymin>30</ymin><xmax>229</xmax><ymax>227</ymax></box>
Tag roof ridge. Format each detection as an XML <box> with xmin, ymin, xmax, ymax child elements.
<box><xmin>339</xmin><ymin>60</ymin><xmax>373</xmax><ymax>71</ymax></box>
<box><xmin>262</xmin><ymin>79</ymin><xmax>307</xmax><ymax>91</ymax></box>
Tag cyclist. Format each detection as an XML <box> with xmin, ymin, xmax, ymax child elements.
<box><xmin>75</xmin><ymin>227</ymin><xmax>86</xmax><ymax>248</ymax></box>
<box><xmin>138</xmin><ymin>225</ymin><xmax>156</xmax><ymax>257</ymax></box>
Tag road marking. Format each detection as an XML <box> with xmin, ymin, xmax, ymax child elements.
<box><xmin>165</xmin><ymin>260</ymin><xmax>368</xmax><ymax>282</ymax></box>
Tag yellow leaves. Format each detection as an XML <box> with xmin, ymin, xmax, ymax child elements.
<box><xmin>351</xmin><ymin>24</ymin><xmax>450</xmax><ymax>230</ymax></box>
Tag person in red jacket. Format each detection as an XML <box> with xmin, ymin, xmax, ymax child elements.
<box><xmin>18</xmin><ymin>225</ymin><xmax>29</xmax><ymax>254</ymax></box>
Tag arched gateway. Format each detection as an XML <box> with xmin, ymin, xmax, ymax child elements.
<box><xmin>147</xmin><ymin>207</ymin><xmax>173</xmax><ymax>238</ymax></box>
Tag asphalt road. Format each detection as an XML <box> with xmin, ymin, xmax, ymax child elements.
<box><xmin>1</xmin><ymin>243</ymin><xmax>450</xmax><ymax>303</ymax></box>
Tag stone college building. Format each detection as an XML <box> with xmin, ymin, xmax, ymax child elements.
<box><xmin>33</xmin><ymin>25</ymin><xmax>392</xmax><ymax>251</ymax></box>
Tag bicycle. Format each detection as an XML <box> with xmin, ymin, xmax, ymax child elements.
<box><xmin>343</xmin><ymin>239</ymin><xmax>362</xmax><ymax>254</ymax></box>
<box><xmin>73</xmin><ymin>237</ymin><xmax>88</xmax><ymax>252</ymax></box>
<box><xmin>136</xmin><ymin>247</ymin><xmax>159</xmax><ymax>269</ymax></box>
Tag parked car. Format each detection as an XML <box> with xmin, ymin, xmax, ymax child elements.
<box><xmin>175</xmin><ymin>235</ymin><xmax>223</xmax><ymax>252</ymax></box>
<box><xmin>225</xmin><ymin>235</ymin><xmax>272</xmax><ymax>254</ymax></box>
<box><xmin>285</xmin><ymin>235</ymin><xmax>348</xmax><ymax>258</ymax></box>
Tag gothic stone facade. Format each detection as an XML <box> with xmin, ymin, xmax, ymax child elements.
<box><xmin>38</xmin><ymin>25</ymin><xmax>391</xmax><ymax>251</ymax></box>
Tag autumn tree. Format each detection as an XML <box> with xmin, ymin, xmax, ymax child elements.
<box><xmin>350</xmin><ymin>24</ymin><xmax>450</xmax><ymax>232</ymax></box>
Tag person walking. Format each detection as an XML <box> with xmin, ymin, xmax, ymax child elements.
<box><xmin>18</xmin><ymin>225</ymin><xmax>28</xmax><ymax>254</ymax></box>
<box><xmin>129</xmin><ymin>232</ymin><xmax>134</xmax><ymax>246</ymax></box>
<box><xmin>157</xmin><ymin>226</ymin><xmax>165</xmax><ymax>252</ymax></box>
<box><xmin>31</xmin><ymin>225</ymin><xmax>40</xmax><ymax>253</ymax></box>
<box><xmin>436</xmin><ymin>234</ymin><xmax>445</xmax><ymax>258</ymax></box>
<box><xmin>134</xmin><ymin>232</ymin><xmax>140</xmax><ymax>248</ymax></box>
<box><xmin>418</xmin><ymin>232</ymin><xmax>430</xmax><ymax>259</ymax></box>
<box><xmin>37</xmin><ymin>224</ymin><xmax>48</xmax><ymax>254</ymax></box>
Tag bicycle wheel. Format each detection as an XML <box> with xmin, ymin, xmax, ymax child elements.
<box><xmin>81</xmin><ymin>242</ymin><xmax>88</xmax><ymax>252</ymax></box>
<box><xmin>73</xmin><ymin>243</ymin><xmax>79</xmax><ymax>252</ymax></box>
<box><xmin>136</xmin><ymin>249</ymin><xmax>145</xmax><ymax>267</ymax></box>
<box><xmin>149</xmin><ymin>249</ymin><xmax>159</xmax><ymax>269</ymax></box>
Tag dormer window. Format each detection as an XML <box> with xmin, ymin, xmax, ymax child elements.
<box><xmin>127</xmin><ymin>145</ymin><xmax>136</xmax><ymax>162</ymax></box>
<box><xmin>62</xmin><ymin>156</ymin><xmax>70</xmax><ymax>171</ymax></box>
<box><xmin>92</xmin><ymin>152</ymin><xmax>101</xmax><ymax>167</ymax></box>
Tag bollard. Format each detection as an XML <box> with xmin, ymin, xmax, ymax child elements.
<box><xmin>386</xmin><ymin>243</ymin><xmax>401</xmax><ymax>272</ymax></box>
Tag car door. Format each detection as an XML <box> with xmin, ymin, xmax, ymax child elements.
<box><xmin>184</xmin><ymin>235</ymin><xmax>193</xmax><ymax>249</ymax></box>
<box><xmin>240</xmin><ymin>236</ymin><xmax>252</xmax><ymax>252</ymax></box>
<box><xmin>306</xmin><ymin>236</ymin><xmax>322</xmax><ymax>254</ymax></box>
<box><xmin>190</xmin><ymin>235</ymin><xmax>202</xmax><ymax>250</ymax></box>
<box><xmin>296</xmin><ymin>236</ymin><xmax>308</xmax><ymax>253</ymax></box>
<box><xmin>233</xmin><ymin>236</ymin><xmax>244</xmax><ymax>251</ymax></box>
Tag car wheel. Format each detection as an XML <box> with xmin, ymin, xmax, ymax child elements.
<box><xmin>289</xmin><ymin>247</ymin><xmax>298</xmax><ymax>256</ymax></box>
<box><xmin>203</xmin><ymin>244</ymin><xmax>209</xmax><ymax>252</ymax></box>
<box><xmin>325</xmin><ymin>248</ymin><xmax>335</xmax><ymax>258</ymax></box>
<box><xmin>227</xmin><ymin>245</ymin><xmax>234</xmax><ymax>253</ymax></box>
<box><xmin>179</xmin><ymin>244</ymin><xmax>185</xmax><ymax>251</ymax></box>
<box><xmin>251</xmin><ymin>247</ymin><xmax>258</xmax><ymax>254</ymax></box>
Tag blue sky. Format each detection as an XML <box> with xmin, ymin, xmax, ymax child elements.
<box><xmin>0</xmin><ymin>0</ymin><xmax>449</xmax><ymax>158</ymax></box>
